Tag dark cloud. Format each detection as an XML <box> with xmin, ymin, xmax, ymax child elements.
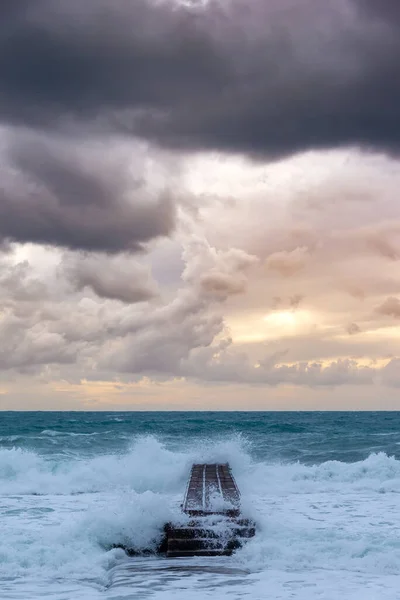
<box><xmin>355</xmin><ymin>0</ymin><xmax>400</xmax><ymax>22</ymax></box>
<box><xmin>0</xmin><ymin>0</ymin><xmax>226</xmax><ymax>127</ymax></box>
<box><xmin>0</xmin><ymin>130</ymin><xmax>175</xmax><ymax>252</ymax></box>
<box><xmin>0</xmin><ymin>0</ymin><xmax>400</xmax><ymax>158</ymax></box>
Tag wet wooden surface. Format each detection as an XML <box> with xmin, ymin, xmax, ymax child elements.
<box><xmin>182</xmin><ymin>463</ymin><xmax>240</xmax><ymax>516</ymax></box>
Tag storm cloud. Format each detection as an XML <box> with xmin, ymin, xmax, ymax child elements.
<box><xmin>0</xmin><ymin>0</ymin><xmax>400</xmax><ymax>158</ymax></box>
<box><xmin>0</xmin><ymin>130</ymin><xmax>175</xmax><ymax>252</ymax></box>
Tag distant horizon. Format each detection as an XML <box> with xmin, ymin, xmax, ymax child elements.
<box><xmin>2</xmin><ymin>409</ymin><xmax>400</xmax><ymax>413</ymax></box>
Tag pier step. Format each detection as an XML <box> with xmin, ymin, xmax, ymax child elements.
<box><xmin>167</xmin><ymin>549</ymin><xmax>233</xmax><ymax>558</ymax></box>
<box><xmin>167</xmin><ymin>534</ymin><xmax>243</xmax><ymax>557</ymax></box>
<box><xmin>166</xmin><ymin>525</ymin><xmax>255</xmax><ymax>540</ymax></box>
<box><xmin>165</xmin><ymin>519</ymin><xmax>255</xmax><ymax>557</ymax></box>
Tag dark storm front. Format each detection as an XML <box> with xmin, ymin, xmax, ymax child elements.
<box><xmin>1</xmin><ymin>411</ymin><xmax>400</xmax><ymax>464</ymax></box>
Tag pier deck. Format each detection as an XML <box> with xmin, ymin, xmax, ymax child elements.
<box><xmin>165</xmin><ymin>463</ymin><xmax>254</xmax><ymax>557</ymax></box>
<box><xmin>183</xmin><ymin>463</ymin><xmax>240</xmax><ymax>517</ymax></box>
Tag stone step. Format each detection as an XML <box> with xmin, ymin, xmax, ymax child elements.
<box><xmin>167</xmin><ymin>549</ymin><xmax>233</xmax><ymax>558</ymax></box>
<box><xmin>166</xmin><ymin>526</ymin><xmax>255</xmax><ymax>540</ymax></box>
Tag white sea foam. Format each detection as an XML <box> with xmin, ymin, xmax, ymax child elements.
<box><xmin>1</xmin><ymin>436</ymin><xmax>400</xmax><ymax>599</ymax></box>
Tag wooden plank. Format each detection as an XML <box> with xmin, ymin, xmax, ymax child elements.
<box><xmin>183</xmin><ymin>463</ymin><xmax>240</xmax><ymax>516</ymax></box>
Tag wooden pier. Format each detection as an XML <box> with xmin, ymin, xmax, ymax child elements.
<box><xmin>165</xmin><ymin>463</ymin><xmax>255</xmax><ymax>558</ymax></box>
<box><xmin>112</xmin><ymin>463</ymin><xmax>255</xmax><ymax>558</ymax></box>
<box><xmin>183</xmin><ymin>463</ymin><xmax>240</xmax><ymax>517</ymax></box>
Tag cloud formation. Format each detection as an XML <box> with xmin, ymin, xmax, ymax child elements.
<box><xmin>63</xmin><ymin>253</ymin><xmax>159</xmax><ymax>303</ymax></box>
<box><xmin>0</xmin><ymin>230</ymin><xmax>395</xmax><ymax>392</ymax></box>
<box><xmin>0</xmin><ymin>257</ymin><xmax>78</xmax><ymax>370</ymax></box>
<box><xmin>0</xmin><ymin>130</ymin><xmax>175</xmax><ymax>252</ymax></box>
<box><xmin>1</xmin><ymin>144</ymin><xmax>399</xmax><ymax>391</ymax></box>
<box><xmin>376</xmin><ymin>297</ymin><xmax>400</xmax><ymax>319</ymax></box>
<box><xmin>347</xmin><ymin>322</ymin><xmax>361</xmax><ymax>335</ymax></box>
<box><xmin>0</xmin><ymin>0</ymin><xmax>400</xmax><ymax>159</ymax></box>
<box><xmin>0</xmin><ymin>1</ymin><xmax>400</xmax><ymax>407</ymax></box>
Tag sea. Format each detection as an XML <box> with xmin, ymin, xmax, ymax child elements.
<box><xmin>1</xmin><ymin>411</ymin><xmax>400</xmax><ymax>600</ymax></box>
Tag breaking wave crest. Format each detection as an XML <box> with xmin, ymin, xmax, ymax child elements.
<box><xmin>1</xmin><ymin>436</ymin><xmax>400</xmax><ymax>583</ymax></box>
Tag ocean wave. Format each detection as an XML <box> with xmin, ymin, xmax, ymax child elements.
<box><xmin>40</xmin><ymin>429</ymin><xmax>65</xmax><ymax>437</ymax></box>
<box><xmin>0</xmin><ymin>437</ymin><xmax>186</xmax><ymax>495</ymax></box>
<box><xmin>0</xmin><ymin>435</ymin><xmax>252</xmax><ymax>496</ymax></box>
<box><xmin>39</xmin><ymin>429</ymin><xmax>110</xmax><ymax>437</ymax></box>
<box><xmin>1</xmin><ymin>437</ymin><xmax>400</xmax><ymax>585</ymax></box>
<box><xmin>1</xmin><ymin>436</ymin><xmax>400</xmax><ymax>496</ymax></box>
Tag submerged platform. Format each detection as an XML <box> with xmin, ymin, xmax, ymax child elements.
<box><xmin>165</xmin><ymin>463</ymin><xmax>255</xmax><ymax>558</ymax></box>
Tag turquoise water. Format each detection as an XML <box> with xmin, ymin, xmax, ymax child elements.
<box><xmin>1</xmin><ymin>411</ymin><xmax>400</xmax><ymax>600</ymax></box>
<box><xmin>1</xmin><ymin>411</ymin><xmax>400</xmax><ymax>462</ymax></box>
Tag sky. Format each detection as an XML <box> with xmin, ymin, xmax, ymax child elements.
<box><xmin>1</xmin><ymin>0</ymin><xmax>400</xmax><ymax>410</ymax></box>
